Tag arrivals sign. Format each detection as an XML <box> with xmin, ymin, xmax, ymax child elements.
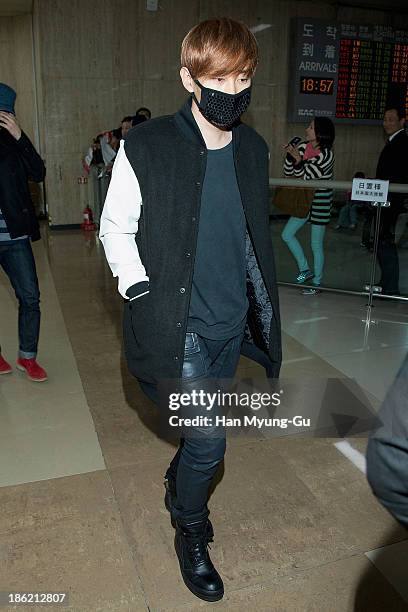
<box><xmin>289</xmin><ymin>19</ymin><xmax>408</xmax><ymax>124</ymax></box>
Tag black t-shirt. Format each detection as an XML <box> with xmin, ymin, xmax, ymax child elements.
<box><xmin>187</xmin><ymin>141</ymin><xmax>248</xmax><ymax>340</ymax></box>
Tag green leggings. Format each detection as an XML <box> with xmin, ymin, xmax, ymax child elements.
<box><xmin>281</xmin><ymin>216</ymin><xmax>326</xmax><ymax>285</ymax></box>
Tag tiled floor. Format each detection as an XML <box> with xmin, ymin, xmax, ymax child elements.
<box><xmin>0</xmin><ymin>238</ymin><xmax>105</xmax><ymax>487</ymax></box>
<box><xmin>0</xmin><ymin>229</ymin><xmax>407</xmax><ymax>611</ymax></box>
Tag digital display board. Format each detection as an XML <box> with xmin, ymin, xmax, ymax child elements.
<box><xmin>289</xmin><ymin>19</ymin><xmax>408</xmax><ymax>124</ymax></box>
<box><xmin>300</xmin><ymin>77</ymin><xmax>335</xmax><ymax>95</ymax></box>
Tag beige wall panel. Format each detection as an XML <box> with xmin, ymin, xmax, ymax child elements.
<box><xmin>113</xmin><ymin>79</ymin><xmax>144</xmax><ymax>123</ymax></box>
<box><xmin>136</xmin><ymin>0</ymin><xmax>199</xmax><ymax>79</ymax></box>
<box><xmin>10</xmin><ymin>17</ymin><xmax>36</xmax><ymax>142</ymax></box>
<box><xmin>38</xmin><ymin>0</ymin><xmax>115</xmax><ymax>79</ymax></box>
<box><xmin>0</xmin><ymin>15</ymin><xmax>36</xmax><ymax>141</ymax></box>
<box><xmin>42</xmin><ymin>77</ymin><xmax>123</xmax><ymax>154</ymax></box>
<box><xmin>142</xmin><ymin>78</ymin><xmax>186</xmax><ymax>118</ymax></box>
<box><xmin>110</xmin><ymin>1</ymin><xmax>143</xmax><ymax>81</ymax></box>
<box><xmin>33</xmin><ymin>0</ymin><xmax>408</xmax><ymax>224</ymax></box>
<box><xmin>45</xmin><ymin>154</ymin><xmax>90</xmax><ymax>226</ymax></box>
<box><xmin>0</xmin><ymin>0</ymin><xmax>32</xmax><ymax>16</ymax></box>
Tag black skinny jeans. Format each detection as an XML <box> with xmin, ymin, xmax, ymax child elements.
<box><xmin>165</xmin><ymin>331</ymin><xmax>244</xmax><ymax>524</ymax></box>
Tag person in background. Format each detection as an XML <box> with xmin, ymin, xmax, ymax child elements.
<box><xmin>104</xmin><ymin>128</ymin><xmax>122</xmax><ymax>175</ymax></box>
<box><xmin>335</xmin><ymin>171</ymin><xmax>365</xmax><ymax>230</ymax></box>
<box><xmin>135</xmin><ymin>106</ymin><xmax>151</xmax><ymax>120</ymax></box>
<box><xmin>83</xmin><ymin>134</ymin><xmax>104</xmax><ymax>173</ymax></box>
<box><xmin>281</xmin><ymin>117</ymin><xmax>335</xmax><ymax>295</ymax></box>
<box><xmin>0</xmin><ymin>83</ymin><xmax>47</xmax><ymax>381</ymax></box>
<box><xmin>82</xmin><ymin>134</ymin><xmax>105</xmax><ymax>218</ymax></box>
<box><xmin>100</xmin><ymin>131</ymin><xmax>117</xmax><ymax>167</ymax></box>
<box><xmin>91</xmin><ymin>135</ymin><xmax>104</xmax><ymax>165</ymax></box>
<box><xmin>132</xmin><ymin>107</ymin><xmax>152</xmax><ymax>126</ymax></box>
<box><xmin>375</xmin><ymin>106</ymin><xmax>408</xmax><ymax>295</ymax></box>
<box><xmin>121</xmin><ymin>116</ymin><xmax>133</xmax><ymax>138</ymax></box>
<box><xmin>108</xmin><ymin>128</ymin><xmax>122</xmax><ymax>154</ymax></box>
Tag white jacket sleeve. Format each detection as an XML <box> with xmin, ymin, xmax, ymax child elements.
<box><xmin>99</xmin><ymin>140</ymin><xmax>149</xmax><ymax>299</ymax></box>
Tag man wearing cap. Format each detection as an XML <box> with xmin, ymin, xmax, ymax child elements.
<box><xmin>0</xmin><ymin>83</ymin><xmax>47</xmax><ymax>381</ymax></box>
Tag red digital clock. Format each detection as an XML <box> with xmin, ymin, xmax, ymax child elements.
<box><xmin>300</xmin><ymin>77</ymin><xmax>334</xmax><ymax>95</ymax></box>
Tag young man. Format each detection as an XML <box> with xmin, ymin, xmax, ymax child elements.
<box><xmin>100</xmin><ymin>18</ymin><xmax>281</xmax><ymax>602</ymax></box>
<box><xmin>375</xmin><ymin>107</ymin><xmax>408</xmax><ymax>295</ymax></box>
<box><xmin>0</xmin><ymin>83</ymin><xmax>47</xmax><ymax>382</ymax></box>
<box><xmin>132</xmin><ymin>106</ymin><xmax>151</xmax><ymax>126</ymax></box>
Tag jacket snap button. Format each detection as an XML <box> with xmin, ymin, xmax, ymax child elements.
<box><xmin>195</xmin><ymin>181</ymin><xmax>201</xmax><ymax>186</ymax></box>
<box><xmin>179</xmin><ymin>287</ymin><xmax>186</xmax><ymax>294</ymax></box>
<box><xmin>185</xmin><ymin>252</ymin><xmax>191</xmax><ymax>258</ymax></box>
<box><xmin>200</xmin><ymin>150</ymin><xmax>205</xmax><ymax>156</ymax></box>
<box><xmin>176</xmin><ymin>322</ymin><xmax>182</xmax><ymax>327</ymax></box>
<box><xmin>192</xmin><ymin>216</ymin><xmax>196</xmax><ymax>222</ymax></box>
<box><xmin>174</xmin><ymin>356</ymin><xmax>179</xmax><ymax>361</ymax></box>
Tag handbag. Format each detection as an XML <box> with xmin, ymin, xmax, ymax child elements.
<box><xmin>273</xmin><ymin>186</ymin><xmax>315</xmax><ymax>218</ymax></box>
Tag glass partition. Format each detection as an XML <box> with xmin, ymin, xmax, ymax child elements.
<box><xmin>394</xmin><ymin>203</ymin><xmax>408</xmax><ymax>298</ymax></box>
<box><xmin>269</xmin><ymin>182</ymin><xmax>408</xmax><ymax>301</ymax></box>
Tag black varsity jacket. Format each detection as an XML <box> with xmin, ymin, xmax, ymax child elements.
<box><xmin>100</xmin><ymin>99</ymin><xmax>282</xmax><ymax>384</ymax></box>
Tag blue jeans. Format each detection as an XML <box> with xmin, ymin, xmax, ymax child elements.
<box><xmin>165</xmin><ymin>331</ymin><xmax>244</xmax><ymax>524</ymax></box>
<box><xmin>281</xmin><ymin>217</ymin><xmax>326</xmax><ymax>285</ymax></box>
<box><xmin>0</xmin><ymin>239</ymin><xmax>40</xmax><ymax>359</ymax></box>
<box><xmin>338</xmin><ymin>203</ymin><xmax>358</xmax><ymax>227</ymax></box>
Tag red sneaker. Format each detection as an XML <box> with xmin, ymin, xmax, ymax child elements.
<box><xmin>16</xmin><ymin>358</ymin><xmax>48</xmax><ymax>382</ymax></box>
<box><xmin>0</xmin><ymin>354</ymin><xmax>12</xmax><ymax>375</ymax></box>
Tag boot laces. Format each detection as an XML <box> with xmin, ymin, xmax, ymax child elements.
<box><xmin>182</xmin><ymin>521</ymin><xmax>214</xmax><ymax>563</ymax></box>
<box><xmin>186</xmin><ymin>533</ymin><xmax>211</xmax><ymax>564</ymax></box>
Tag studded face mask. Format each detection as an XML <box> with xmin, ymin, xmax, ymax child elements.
<box><xmin>192</xmin><ymin>79</ymin><xmax>252</xmax><ymax>129</ymax></box>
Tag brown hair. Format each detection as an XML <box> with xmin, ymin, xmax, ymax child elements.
<box><xmin>181</xmin><ymin>18</ymin><xmax>258</xmax><ymax>79</ymax></box>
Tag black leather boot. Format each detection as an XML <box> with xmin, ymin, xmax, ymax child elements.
<box><xmin>164</xmin><ymin>474</ymin><xmax>176</xmax><ymax>516</ymax></box>
<box><xmin>164</xmin><ymin>475</ymin><xmax>214</xmax><ymax>538</ymax></box>
<box><xmin>175</xmin><ymin>519</ymin><xmax>224</xmax><ymax>602</ymax></box>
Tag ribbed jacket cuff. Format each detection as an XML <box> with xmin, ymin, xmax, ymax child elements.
<box><xmin>126</xmin><ymin>281</ymin><xmax>150</xmax><ymax>300</ymax></box>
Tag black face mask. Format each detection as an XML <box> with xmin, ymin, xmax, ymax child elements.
<box><xmin>192</xmin><ymin>79</ymin><xmax>252</xmax><ymax>129</ymax></box>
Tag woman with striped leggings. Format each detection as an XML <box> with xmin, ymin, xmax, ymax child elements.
<box><xmin>281</xmin><ymin>117</ymin><xmax>335</xmax><ymax>295</ymax></box>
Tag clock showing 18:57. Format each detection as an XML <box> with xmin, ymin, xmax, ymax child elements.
<box><xmin>300</xmin><ymin>77</ymin><xmax>334</xmax><ymax>95</ymax></box>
